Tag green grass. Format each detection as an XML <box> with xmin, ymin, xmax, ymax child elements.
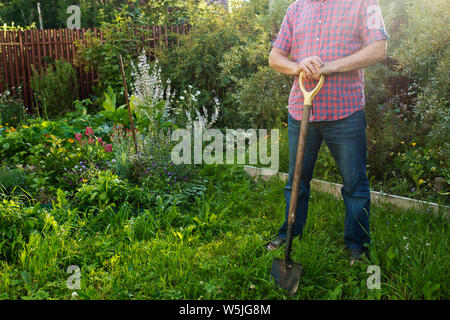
<box><xmin>0</xmin><ymin>164</ymin><xmax>448</xmax><ymax>300</ymax></box>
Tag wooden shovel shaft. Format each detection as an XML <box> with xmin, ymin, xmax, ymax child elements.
<box><xmin>285</xmin><ymin>103</ymin><xmax>312</xmax><ymax>263</ymax></box>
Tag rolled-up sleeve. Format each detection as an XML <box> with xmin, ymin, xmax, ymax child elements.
<box><xmin>359</xmin><ymin>0</ymin><xmax>389</xmax><ymax>47</ymax></box>
<box><xmin>272</xmin><ymin>11</ymin><xmax>293</xmax><ymax>54</ymax></box>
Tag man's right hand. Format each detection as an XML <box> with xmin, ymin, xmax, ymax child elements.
<box><xmin>297</xmin><ymin>56</ymin><xmax>324</xmax><ymax>80</ymax></box>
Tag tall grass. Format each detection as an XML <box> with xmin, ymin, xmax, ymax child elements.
<box><xmin>0</xmin><ymin>164</ymin><xmax>447</xmax><ymax>300</ymax></box>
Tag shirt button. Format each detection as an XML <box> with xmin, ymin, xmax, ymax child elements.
<box><xmin>317</xmin><ymin>37</ymin><xmax>320</xmax><ymax>41</ymax></box>
<box><xmin>319</xmin><ymin>20</ymin><xmax>322</xmax><ymax>24</ymax></box>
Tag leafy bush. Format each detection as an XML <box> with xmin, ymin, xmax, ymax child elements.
<box><xmin>74</xmin><ymin>170</ymin><xmax>126</xmax><ymax>210</ymax></box>
<box><xmin>0</xmin><ymin>90</ymin><xmax>27</xmax><ymax>127</ymax></box>
<box><xmin>75</xmin><ymin>10</ymin><xmax>144</xmax><ymax>102</ymax></box>
<box><xmin>0</xmin><ymin>199</ymin><xmax>39</xmax><ymax>262</ymax></box>
<box><xmin>157</xmin><ymin>0</ymin><xmax>265</xmax><ymax>128</ymax></box>
<box><xmin>390</xmin><ymin>0</ymin><xmax>449</xmax><ymax>163</ymax></box>
<box><xmin>0</xmin><ymin>166</ymin><xmax>28</xmax><ymax>194</ymax></box>
<box><xmin>30</xmin><ymin>60</ymin><xmax>79</xmax><ymax>118</ymax></box>
<box><xmin>361</xmin><ymin>0</ymin><xmax>449</xmax><ymax>202</ymax></box>
<box><xmin>233</xmin><ymin>66</ymin><xmax>289</xmax><ymax>129</ymax></box>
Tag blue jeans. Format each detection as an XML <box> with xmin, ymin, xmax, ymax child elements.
<box><xmin>278</xmin><ymin>110</ymin><xmax>371</xmax><ymax>252</ymax></box>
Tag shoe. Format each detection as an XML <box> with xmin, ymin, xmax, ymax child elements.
<box><xmin>349</xmin><ymin>249</ymin><xmax>366</xmax><ymax>266</ymax></box>
<box><xmin>265</xmin><ymin>236</ymin><xmax>286</xmax><ymax>251</ymax></box>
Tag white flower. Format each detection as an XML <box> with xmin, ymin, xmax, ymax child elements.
<box><xmin>130</xmin><ymin>50</ymin><xmax>174</xmax><ymax>127</ymax></box>
<box><xmin>180</xmin><ymin>96</ymin><xmax>185</xmax><ymax>100</ymax></box>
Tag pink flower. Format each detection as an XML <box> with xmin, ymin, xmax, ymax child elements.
<box><xmin>97</xmin><ymin>137</ymin><xmax>103</xmax><ymax>144</ymax></box>
<box><xmin>75</xmin><ymin>133</ymin><xmax>83</xmax><ymax>142</ymax></box>
<box><xmin>85</xmin><ymin>126</ymin><xmax>94</xmax><ymax>136</ymax></box>
<box><xmin>104</xmin><ymin>144</ymin><xmax>113</xmax><ymax>152</ymax></box>
<box><xmin>88</xmin><ymin>137</ymin><xmax>95</xmax><ymax>145</ymax></box>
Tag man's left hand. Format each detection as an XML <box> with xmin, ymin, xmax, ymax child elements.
<box><xmin>310</xmin><ymin>61</ymin><xmax>338</xmax><ymax>80</ymax></box>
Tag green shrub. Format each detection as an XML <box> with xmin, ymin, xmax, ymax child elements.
<box><xmin>75</xmin><ymin>10</ymin><xmax>144</xmax><ymax>103</ymax></box>
<box><xmin>0</xmin><ymin>167</ymin><xmax>28</xmax><ymax>194</ymax></box>
<box><xmin>0</xmin><ymin>90</ymin><xmax>27</xmax><ymax>127</ymax></box>
<box><xmin>74</xmin><ymin>170</ymin><xmax>126</xmax><ymax>210</ymax></box>
<box><xmin>233</xmin><ymin>66</ymin><xmax>290</xmax><ymax>129</ymax></box>
<box><xmin>30</xmin><ymin>60</ymin><xmax>79</xmax><ymax>119</ymax></box>
<box><xmin>157</xmin><ymin>0</ymin><xmax>271</xmax><ymax>128</ymax></box>
<box><xmin>390</xmin><ymin>0</ymin><xmax>450</xmax><ymax>163</ymax></box>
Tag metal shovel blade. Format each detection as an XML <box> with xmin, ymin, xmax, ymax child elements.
<box><xmin>270</xmin><ymin>258</ymin><xmax>302</xmax><ymax>295</ymax></box>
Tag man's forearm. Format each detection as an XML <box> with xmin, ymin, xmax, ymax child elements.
<box><xmin>268</xmin><ymin>50</ymin><xmax>301</xmax><ymax>76</ymax></box>
<box><xmin>269</xmin><ymin>40</ymin><xmax>387</xmax><ymax>79</ymax></box>
<box><xmin>321</xmin><ymin>40</ymin><xmax>387</xmax><ymax>75</ymax></box>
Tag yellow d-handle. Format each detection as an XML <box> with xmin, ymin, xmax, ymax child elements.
<box><xmin>299</xmin><ymin>72</ymin><xmax>325</xmax><ymax>106</ymax></box>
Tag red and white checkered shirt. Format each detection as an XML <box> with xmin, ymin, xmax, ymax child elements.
<box><xmin>273</xmin><ymin>0</ymin><xmax>389</xmax><ymax>121</ymax></box>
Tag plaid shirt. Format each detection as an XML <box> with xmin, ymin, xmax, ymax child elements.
<box><xmin>273</xmin><ymin>0</ymin><xmax>389</xmax><ymax>121</ymax></box>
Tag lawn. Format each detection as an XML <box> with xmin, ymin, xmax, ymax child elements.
<box><xmin>1</xmin><ymin>164</ymin><xmax>447</xmax><ymax>300</ymax></box>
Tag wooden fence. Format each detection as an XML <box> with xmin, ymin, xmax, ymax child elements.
<box><xmin>0</xmin><ymin>25</ymin><xmax>190</xmax><ymax>111</ymax></box>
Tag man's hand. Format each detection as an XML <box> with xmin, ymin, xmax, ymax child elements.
<box><xmin>298</xmin><ymin>56</ymin><xmax>324</xmax><ymax>79</ymax></box>
<box><xmin>309</xmin><ymin>60</ymin><xmax>339</xmax><ymax>80</ymax></box>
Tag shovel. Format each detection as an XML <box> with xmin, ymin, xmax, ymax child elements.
<box><xmin>271</xmin><ymin>71</ymin><xmax>325</xmax><ymax>295</ymax></box>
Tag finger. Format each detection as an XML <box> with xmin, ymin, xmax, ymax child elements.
<box><xmin>313</xmin><ymin>56</ymin><xmax>324</xmax><ymax>66</ymax></box>
<box><xmin>310</xmin><ymin>58</ymin><xmax>324</xmax><ymax>73</ymax></box>
<box><xmin>301</xmin><ymin>62</ymin><xmax>315</xmax><ymax>77</ymax></box>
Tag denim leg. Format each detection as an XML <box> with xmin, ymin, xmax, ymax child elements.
<box><xmin>278</xmin><ymin>113</ymin><xmax>322</xmax><ymax>239</ymax></box>
<box><xmin>320</xmin><ymin>110</ymin><xmax>371</xmax><ymax>252</ymax></box>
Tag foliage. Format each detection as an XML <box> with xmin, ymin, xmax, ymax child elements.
<box><xmin>361</xmin><ymin>0</ymin><xmax>450</xmax><ymax>203</ymax></box>
<box><xmin>0</xmin><ymin>198</ymin><xmax>40</xmax><ymax>263</ymax></box>
<box><xmin>99</xmin><ymin>87</ymin><xmax>131</xmax><ymax>126</ymax></box>
<box><xmin>0</xmin><ymin>166</ymin><xmax>27</xmax><ymax>194</ymax></box>
<box><xmin>390</xmin><ymin>0</ymin><xmax>449</xmax><ymax>163</ymax></box>
<box><xmin>75</xmin><ymin>10</ymin><xmax>142</xmax><ymax>102</ymax></box>
<box><xmin>130</xmin><ymin>54</ymin><xmax>175</xmax><ymax>131</ymax></box>
<box><xmin>0</xmin><ymin>165</ymin><xmax>448</xmax><ymax>300</ymax></box>
<box><xmin>0</xmin><ymin>0</ymin><xmax>207</xmax><ymax>29</ymax></box>
<box><xmin>73</xmin><ymin>169</ymin><xmax>126</xmax><ymax>210</ymax></box>
<box><xmin>232</xmin><ymin>65</ymin><xmax>289</xmax><ymax>129</ymax></box>
<box><xmin>30</xmin><ymin>60</ymin><xmax>79</xmax><ymax>119</ymax></box>
<box><xmin>110</xmin><ymin>125</ymin><xmax>198</xmax><ymax>204</ymax></box>
<box><xmin>0</xmin><ymin>90</ymin><xmax>27</xmax><ymax>127</ymax></box>
<box><xmin>157</xmin><ymin>0</ymin><xmax>294</xmax><ymax>129</ymax></box>
<box><xmin>157</xmin><ymin>0</ymin><xmax>262</xmax><ymax>128</ymax></box>
<box><xmin>0</xmin><ymin>0</ymin><xmax>61</xmax><ymax>28</ymax></box>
